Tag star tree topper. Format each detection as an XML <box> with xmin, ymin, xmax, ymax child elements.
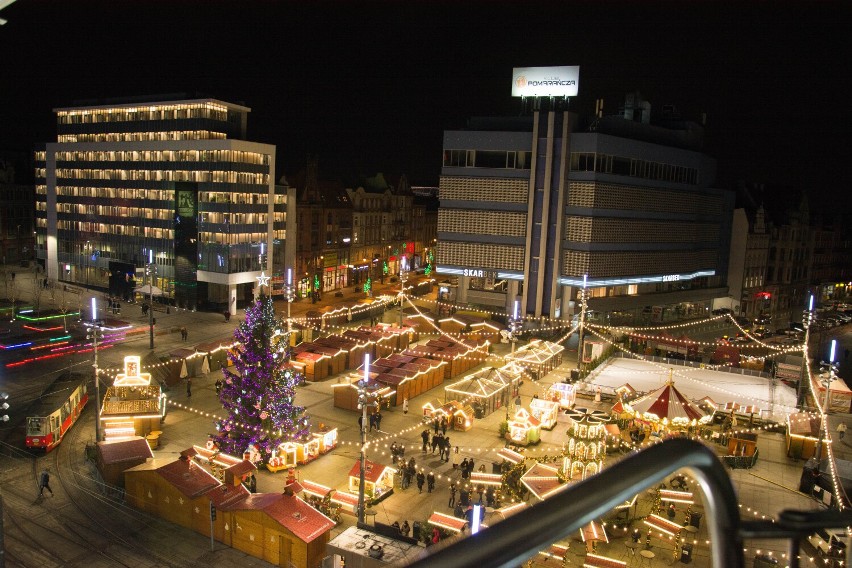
<box><xmin>256</xmin><ymin>271</ymin><xmax>271</xmax><ymax>289</ymax></box>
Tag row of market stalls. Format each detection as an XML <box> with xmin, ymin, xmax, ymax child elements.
<box><xmin>332</xmin><ymin>337</ymin><xmax>492</xmax><ymax>412</ymax></box>
<box><xmin>292</xmin><ymin>325</ymin><xmax>414</xmax><ymax>382</ymax></box>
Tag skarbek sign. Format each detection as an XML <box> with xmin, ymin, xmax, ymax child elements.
<box><xmin>512</xmin><ymin>66</ymin><xmax>580</xmax><ymax>98</ymax></box>
<box><xmin>463</xmin><ymin>268</ymin><xmax>498</xmax><ymax>279</ymax></box>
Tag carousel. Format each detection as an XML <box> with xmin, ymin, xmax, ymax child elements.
<box><xmin>627</xmin><ymin>372</ymin><xmax>706</xmax><ymax>441</ymax></box>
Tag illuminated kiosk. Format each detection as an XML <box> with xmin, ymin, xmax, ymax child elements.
<box><xmin>508</xmin><ymin>408</ymin><xmax>541</xmax><ymax>445</ymax></box>
<box><xmin>348</xmin><ymin>459</ymin><xmax>395</xmax><ymax>502</ymax></box>
<box><xmin>529</xmin><ymin>398</ymin><xmax>560</xmax><ymax>430</ymax></box>
<box><xmin>101</xmin><ymin>356</ymin><xmax>166</xmax><ymax>444</ymax></box>
<box><xmin>546</xmin><ymin>382</ymin><xmax>576</xmax><ymax>409</ymax></box>
<box><xmin>563</xmin><ymin>407</ymin><xmax>608</xmax><ymax>481</ymax></box>
<box><xmin>268</xmin><ymin>441</ymin><xmax>299</xmax><ymax>472</ymax></box>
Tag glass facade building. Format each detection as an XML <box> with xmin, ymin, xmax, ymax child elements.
<box><xmin>35</xmin><ymin>98</ymin><xmax>279</xmax><ymax>312</ymax></box>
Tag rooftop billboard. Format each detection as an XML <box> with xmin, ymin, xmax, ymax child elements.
<box><xmin>511</xmin><ymin>66</ymin><xmax>580</xmax><ymax>98</ymax></box>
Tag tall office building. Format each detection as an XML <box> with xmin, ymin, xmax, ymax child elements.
<box><xmin>438</xmin><ymin>80</ymin><xmax>733</xmax><ymax>324</ymax></box>
<box><xmin>35</xmin><ymin>96</ymin><xmax>279</xmax><ymax>313</ymax></box>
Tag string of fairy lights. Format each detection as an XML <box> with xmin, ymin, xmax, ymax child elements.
<box><xmin>94</xmin><ymin>286</ymin><xmax>847</xmax><ymax>560</ymax></box>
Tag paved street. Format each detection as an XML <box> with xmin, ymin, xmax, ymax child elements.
<box><xmin>1</xmin><ymin>263</ymin><xmax>850</xmax><ymax>567</ymax></box>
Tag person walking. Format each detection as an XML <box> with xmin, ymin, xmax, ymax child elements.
<box><xmin>181</xmin><ymin>327</ymin><xmax>188</xmax><ymax>341</ymax></box>
<box><xmin>452</xmin><ymin>446</ymin><xmax>460</xmax><ymax>468</ymax></box>
<box><xmin>433</xmin><ymin>417</ymin><xmax>439</xmax><ymax>434</ymax></box>
<box><xmin>427</xmin><ymin>472</ymin><xmax>435</xmax><ymax>493</ymax></box>
<box><xmin>215</xmin><ymin>377</ymin><xmax>222</xmax><ymax>396</ymax></box>
<box><xmin>441</xmin><ymin>416</ymin><xmax>447</xmax><ymax>435</ymax></box>
<box><xmin>249</xmin><ymin>473</ymin><xmax>257</xmax><ymax>493</ymax></box>
<box><xmin>369</xmin><ymin>413</ymin><xmax>376</xmax><ymax>432</ymax></box>
<box><xmin>39</xmin><ymin>468</ymin><xmax>54</xmax><ymax>496</ymax></box>
<box><xmin>838</xmin><ymin>422</ymin><xmax>848</xmax><ymax>440</ymax></box>
<box><xmin>431</xmin><ymin>433</ymin><xmax>440</xmax><ymax>454</ymax></box>
<box><xmin>442</xmin><ymin>437</ymin><xmax>451</xmax><ymax>462</ymax></box>
<box><xmin>448</xmin><ymin>482</ymin><xmax>457</xmax><ymax>508</ymax></box>
<box><xmin>186</xmin><ymin>377</ymin><xmax>192</xmax><ymax>398</ymax></box>
<box><xmin>460</xmin><ymin>458</ymin><xmax>469</xmax><ymax>479</ymax></box>
<box><xmin>403</xmin><ymin>397</ymin><xmax>409</xmax><ymax>414</ymax></box>
<box><xmin>375</xmin><ymin>411</ymin><xmax>382</xmax><ymax>431</ymax></box>
<box><xmin>416</xmin><ymin>471</ymin><xmax>425</xmax><ymax>494</ymax></box>
<box><xmin>401</xmin><ymin>520</ymin><xmax>410</xmax><ymax>537</ymax></box>
<box><xmin>421</xmin><ymin>429</ymin><xmax>430</xmax><ymax>452</ymax></box>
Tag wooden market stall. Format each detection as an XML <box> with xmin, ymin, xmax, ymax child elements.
<box><xmin>444</xmin><ymin>365</ymin><xmax>520</xmax><ymax>418</ymax></box>
<box><xmin>332</xmin><ymin>373</ymin><xmax>395</xmax><ymax>412</ymax></box>
<box><xmin>504</xmin><ymin>339</ymin><xmax>564</xmax><ymax>381</ymax></box>
<box><xmin>786</xmin><ymin>412</ymin><xmax>821</xmax><ymax>459</ymax></box>
<box><xmin>529</xmin><ymin>398</ymin><xmax>560</xmax><ymax>430</ymax></box>
<box><xmin>95</xmin><ymin>436</ymin><xmax>154</xmax><ymax>488</ymax></box>
<box><xmin>812</xmin><ymin>373</ymin><xmax>852</xmax><ymax>413</ymax></box>
<box><xmin>442</xmin><ymin>400</ymin><xmax>475</xmax><ymax>431</ymax></box>
<box><xmin>347</xmin><ymin>459</ymin><xmax>395</xmax><ymax>501</ymax></box>
<box><xmin>293</xmin><ymin>349</ymin><xmax>331</xmax><ymax>382</ymax></box>
<box><xmin>315</xmin><ymin>334</ymin><xmax>369</xmax><ymax>370</ymax></box>
<box><xmin>520</xmin><ymin>462</ymin><xmax>566</xmax><ymax>501</ymax></box>
<box><xmin>125</xmin><ymin>452</ymin><xmax>335</xmax><ymax>567</ymax></box>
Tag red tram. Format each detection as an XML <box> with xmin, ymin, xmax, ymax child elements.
<box><xmin>26</xmin><ymin>372</ymin><xmax>90</xmax><ymax>452</ymax></box>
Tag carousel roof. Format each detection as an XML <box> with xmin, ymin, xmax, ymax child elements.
<box><xmin>631</xmin><ymin>381</ymin><xmax>705</xmax><ymax>421</ymax></box>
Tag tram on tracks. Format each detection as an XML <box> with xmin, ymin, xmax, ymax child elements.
<box><xmin>25</xmin><ymin>371</ymin><xmax>90</xmax><ymax>452</ymax></box>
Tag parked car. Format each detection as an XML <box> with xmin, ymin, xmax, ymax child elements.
<box><xmin>789</xmin><ymin>322</ymin><xmax>805</xmax><ymax>332</ymax></box>
<box><xmin>712</xmin><ymin>308</ymin><xmax>732</xmax><ymax>315</ymax></box>
<box><xmin>753</xmin><ymin>327</ymin><xmax>773</xmax><ymax>339</ymax></box>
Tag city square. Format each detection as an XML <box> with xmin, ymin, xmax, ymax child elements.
<box><xmin>1</xmin><ymin>2</ymin><xmax>852</xmax><ymax>568</ymax></box>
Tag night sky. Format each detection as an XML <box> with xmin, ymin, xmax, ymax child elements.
<box><xmin>2</xmin><ymin>1</ymin><xmax>850</xmax><ymax>209</ymax></box>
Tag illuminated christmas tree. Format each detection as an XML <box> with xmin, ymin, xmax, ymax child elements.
<box><xmin>214</xmin><ymin>291</ymin><xmax>308</xmax><ymax>462</ymax></box>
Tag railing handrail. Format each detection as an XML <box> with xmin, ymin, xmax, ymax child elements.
<box><xmin>402</xmin><ymin>439</ymin><xmax>743</xmax><ymax>568</ymax></box>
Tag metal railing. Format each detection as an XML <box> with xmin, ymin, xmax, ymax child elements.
<box><xmin>401</xmin><ymin>438</ymin><xmax>852</xmax><ymax>568</ymax></box>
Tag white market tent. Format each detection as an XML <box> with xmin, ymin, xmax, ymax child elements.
<box><xmin>591</xmin><ymin>357</ymin><xmax>799</xmax><ymax>423</ymax></box>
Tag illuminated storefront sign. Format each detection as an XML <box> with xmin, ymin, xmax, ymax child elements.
<box><xmin>512</xmin><ymin>66</ymin><xmax>580</xmax><ymax>97</ymax></box>
<box><xmin>462</xmin><ymin>268</ymin><xmax>498</xmax><ymax>279</ymax></box>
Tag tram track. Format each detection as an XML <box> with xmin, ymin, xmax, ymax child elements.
<box><xmin>52</xmin><ymin>404</ymin><xmax>193</xmax><ymax>568</ymax></box>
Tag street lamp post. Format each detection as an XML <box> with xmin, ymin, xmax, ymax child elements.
<box><xmin>397</xmin><ymin>256</ymin><xmax>409</xmax><ymax>327</ymax></box>
<box><xmin>510</xmin><ymin>299</ymin><xmax>520</xmax><ymax>354</ymax></box>
<box><xmin>86</xmin><ymin>298</ymin><xmax>104</xmax><ymax>442</ymax></box>
<box><xmin>815</xmin><ymin>339</ymin><xmax>839</xmax><ymax>464</ymax></box>
<box><xmin>145</xmin><ymin>250</ymin><xmax>156</xmax><ymax>350</ymax></box>
<box><xmin>356</xmin><ymin>354</ymin><xmax>379</xmax><ymax>525</ymax></box>
<box><xmin>285</xmin><ymin>268</ymin><xmax>294</xmax><ymax>343</ymax></box>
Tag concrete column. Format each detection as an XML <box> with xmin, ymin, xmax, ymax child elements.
<box><xmin>457</xmin><ymin>275</ymin><xmax>469</xmax><ymax>304</ymax></box>
<box><xmin>228</xmin><ymin>284</ymin><xmax>238</xmax><ymax>316</ymax></box>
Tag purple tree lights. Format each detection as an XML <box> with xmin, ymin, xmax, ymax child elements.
<box><xmin>213</xmin><ymin>291</ymin><xmax>309</xmax><ymax>462</ymax></box>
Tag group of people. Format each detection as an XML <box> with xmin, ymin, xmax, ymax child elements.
<box><xmin>458</xmin><ymin>457</ymin><xmax>483</xmax><ymax>480</ymax></box>
<box><xmin>390</xmin><ymin>520</ymin><xmax>411</xmax><ymax>537</ymax></box>
<box><xmin>421</xmin><ymin>429</ymin><xmax>454</xmax><ymax>461</ymax></box>
<box><xmin>358</xmin><ymin>412</ymin><xmax>384</xmax><ymax>432</ymax></box>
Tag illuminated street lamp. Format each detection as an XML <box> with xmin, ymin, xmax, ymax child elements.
<box><xmin>356</xmin><ymin>355</ymin><xmax>380</xmax><ymax>524</ymax></box>
<box><xmin>145</xmin><ymin>250</ymin><xmax>156</xmax><ymax>350</ymax></box>
<box><xmin>577</xmin><ymin>274</ymin><xmax>588</xmax><ymax>373</ymax></box>
<box><xmin>85</xmin><ymin>298</ymin><xmax>104</xmax><ymax>442</ymax></box>
<box><xmin>815</xmin><ymin>339</ymin><xmax>839</xmax><ymax>464</ymax></box>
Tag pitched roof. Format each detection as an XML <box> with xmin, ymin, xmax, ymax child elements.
<box><xmin>97</xmin><ymin>436</ymin><xmax>154</xmax><ymax>465</ymax></box>
<box><xmin>261</xmin><ymin>494</ymin><xmax>336</xmax><ymax>543</ymax></box>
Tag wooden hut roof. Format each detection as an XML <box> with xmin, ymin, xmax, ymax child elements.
<box><xmin>348</xmin><ymin>459</ymin><xmax>394</xmax><ymax>484</ymax></box>
<box><xmin>97</xmin><ymin>436</ymin><xmax>154</xmax><ymax>465</ymax></box>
